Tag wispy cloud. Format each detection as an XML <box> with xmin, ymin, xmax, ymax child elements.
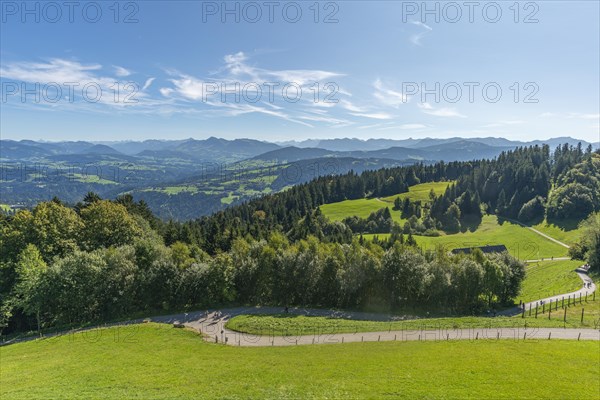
<box><xmin>349</xmin><ymin>112</ymin><xmax>393</xmax><ymax>120</ymax></box>
<box><xmin>373</xmin><ymin>79</ymin><xmax>409</xmax><ymax>107</ymax></box>
<box><xmin>142</xmin><ymin>77</ymin><xmax>155</xmax><ymax>91</ymax></box>
<box><xmin>418</xmin><ymin>102</ymin><xmax>466</xmax><ymax>118</ymax></box>
<box><xmin>114</xmin><ymin>65</ymin><xmax>132</xmax><ymax>77</ymax></box>
<box><xmin>159</xmin><ymin>51</ymin><xmax>353</xmax><ymax>127</ymax></box>
<box><xmin>409</xmin><ymin>21</ymin><xmax>433</xmax><ymax>46</ymax></box>
<box><xmin>0</xmin><ymin>58</ymin><xmax>160</xmax><ymax>112</ymax></box>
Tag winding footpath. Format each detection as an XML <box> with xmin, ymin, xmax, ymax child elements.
<box><xmin>499</xmin><ymin>268</ymin><xmax>596</xmax><ymax>316</ymax></box>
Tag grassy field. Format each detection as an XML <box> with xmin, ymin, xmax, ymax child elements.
<box><xmin>363</xmin><ymin>215</ymin><xmax>570</xmax><ymax>260</ymax></box>
<box><xmin>380</xmin><ymin>181</ymin><xmax>453</xmax><ymax>203</ymax></box>
<box><xmin>226</xmin><ymin>295</ymin><xmax>600</xmax><ymax>336</ymax></box>
<box><xmin>320</xmin><ymin>197</ymin><xmax>406</xmax><ymax>224</ymax></box>
<box><xmin>2</xmin><ymin>323</ymin><xmax>598</xmax><ymax>400</ymax></box>
<box><xmin>520</xmin><ymin>260</ymin><xmax>585</xmax><ymax>303</ymax></box>
<box><xmin>320</xmin><ymin>181</ymin><xmax>452</xmax><ymax>225</ymax></box>
<box><xmin>532</xmin><ymin>219</ymin><xmax>584</xmax><ymax>246</ymax></box>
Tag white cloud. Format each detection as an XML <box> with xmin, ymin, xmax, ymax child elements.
<box><xmin>0</xmin><ymin>58</ymin><xmax>166</xmax><ymax>113</ymax></box>
<box><xmin>339</xmin><ymin>99</ymin><xmax>366</xmax><ymax>113</ymax></box>
<box><xmin>418</xmin><ymin>102</ymin><xmax>466</xmax><ymax>118</ymax></box>
<box><xmin>350</xmin><ymin>112</ymin><xmax>393</xmax><ymax>120</ymax></box>
<box><xmin>373</xmin><ymin>79</ymin><xmax>409</xmax><ymax>107</ymax></box>
<box><xmin>114</xmin><ymin>65</ymin><xmax>132</xmax><ymax>77</ymax></box>
<box><xmin>142</xmin><ymin>77</ymin><xmax>155</xmax><ymax>91</ymax></box>
<box><xmin>158</xmin><ymin>52</ymin><xmax>354</xmax><ymax>127</ymax></box>
<box><xmin>1</xmin><ymin>58</ymin><xmax>102</xmax><ymax>83</ymax></box>
<box><xmin>409</xmin><ymin>21</ymin><xmax>433</xmax><ymax>46</ymax></box>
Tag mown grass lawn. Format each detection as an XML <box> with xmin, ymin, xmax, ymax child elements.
<box><xmin>1</xmin><ymin>323</ymin><xmax>597</xmax><ymax>400</ymax></box>
<box><xmin>519</xmin><ymin>260</ymin><xmax>585</xmax><ymax>303</ymax></box>
<box><xmin>226</xmin><ymin>296</ymin><xmax>600</xmax><ymax>337</ymax></box>
<box><xmin>363</xmin><ymin>215</ymin><xmax>570</xmax><ymax>260</ymax></box>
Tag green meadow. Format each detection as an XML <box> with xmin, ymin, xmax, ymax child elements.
<box><xmin>363</xmin><ymin>215</ymin><xmax>570</xmax><ymax>260</ymax></box>
<box><xmin>321</xmin><ymin>197</ymin><xmax>407</xmax><ymax>224</ymax></box>
<box><xmin>380</xmin><ymin>181</ymin><xmax>453</xmax><ymax>203</ymax></box>
<box><xmin>520</xmin><ymin>259</ymin><xmax>585</xmax><ymax>303</ymax></box>
<box><xmin>320</xmin><ymin>181</ymin><xmax>452</xmax><ymax>224</ymax></box>
<box><xmin>532</xmin><ymin>219</ymin><xmax>584</xmax><ymax>246</ymax></box>
<box><xmin>2</xmin><ymin>323</ymin><xmax>597</xmax><ymax>400</ymax></box>
<box><xmin>227</xmin><ymin>294</ymin><xmax>600</xmax><ymax>336</ymax></box>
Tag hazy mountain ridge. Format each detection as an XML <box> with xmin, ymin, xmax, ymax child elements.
<box><xmin>3</xmin><ymin>136</ymin><xmax>595</xmax><ymax>162</ymax></box>
<box><xmin>278</xmin><ymin>136</ymin><xmax>596</xmax><ymax>152</ymax></box>
<box><xmin>1</xmin><ymin>135</ymin><xmax>595</xmax><ymax>221</ymax></box>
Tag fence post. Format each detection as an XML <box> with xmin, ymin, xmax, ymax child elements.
<box><xmin>548</xmin><ymin>307</ymin><xmax>551</xmax><ymax>320</ymax></box>
<box><xmin>542</xmin><ymin>302</ymin><xmax>545</xmax><ymax>314</ymax></box>
<box><xmin>562</xmin><ymin>297</ymin><xmax>564</xmax><ymax>308</ymax></box>
<box><xmin>581</xmin><ymin>308</ymin><xmax>585</xmax><ymax>324</ymax></box>
<box><xmin>563</xmin><ymin>307</ymin><xmax>567</xmax><ymax>323</ymax></box>
<box><xmin>535</xmin><ymin>307</ymin><xmax>538</xmax><ymax>318</ymax></box>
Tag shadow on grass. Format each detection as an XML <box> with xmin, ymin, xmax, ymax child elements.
<box><xmin>459</xmin><ymin>214</ymin><xmax>483</xmax><ymax>233</ymax></box>
<box><xmin>545</xmin><ymin>217</ymin><xmax>582</xmax><ymax>232</ymax></box>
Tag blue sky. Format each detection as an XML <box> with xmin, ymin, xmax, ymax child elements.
<box><xmin>1</xmin><ymin>1</ymin><xmax>599</xmax><ymax>143</ymax></box>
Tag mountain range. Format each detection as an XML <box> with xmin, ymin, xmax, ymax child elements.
<box><xmin>3</xmin><ymin>136</ymin><xmax>597</xmax><ymax>162</ymax></box>
<box><xmin>1</xmin><ymin>135</ymin><xmax>597</xmax><ymax>220</ymax></box>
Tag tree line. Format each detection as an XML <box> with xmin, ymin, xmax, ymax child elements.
<box><xmin>1</xmin><ymin>198</ymin><xmax>524</xmax><ymax>335</ymax></box>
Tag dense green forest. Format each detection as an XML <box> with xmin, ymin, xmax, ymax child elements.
<box><xmin>1</xmin><ymin>144</ymin><xmax>598</xmax><ymax>335</ymax></box>
<box><xmin>165</xmin><ymin>143</ymin><xmax>598</xmax><ymax>253</ymax></box>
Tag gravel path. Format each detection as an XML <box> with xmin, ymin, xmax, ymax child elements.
<box><xmin>179</xmin><ymin>307</ymin><xmax>599</xmax><ymax>346</ymax></box>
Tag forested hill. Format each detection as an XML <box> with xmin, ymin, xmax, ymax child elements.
<box><xmin>166</xmin><ymin>143</ymin><xmax>599</xmax><ymax>254</ymax></box>
<box><xmin>1</xmin><ymin>143</ymin><xmax>598</xmax><ymax>335</ymax></box>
